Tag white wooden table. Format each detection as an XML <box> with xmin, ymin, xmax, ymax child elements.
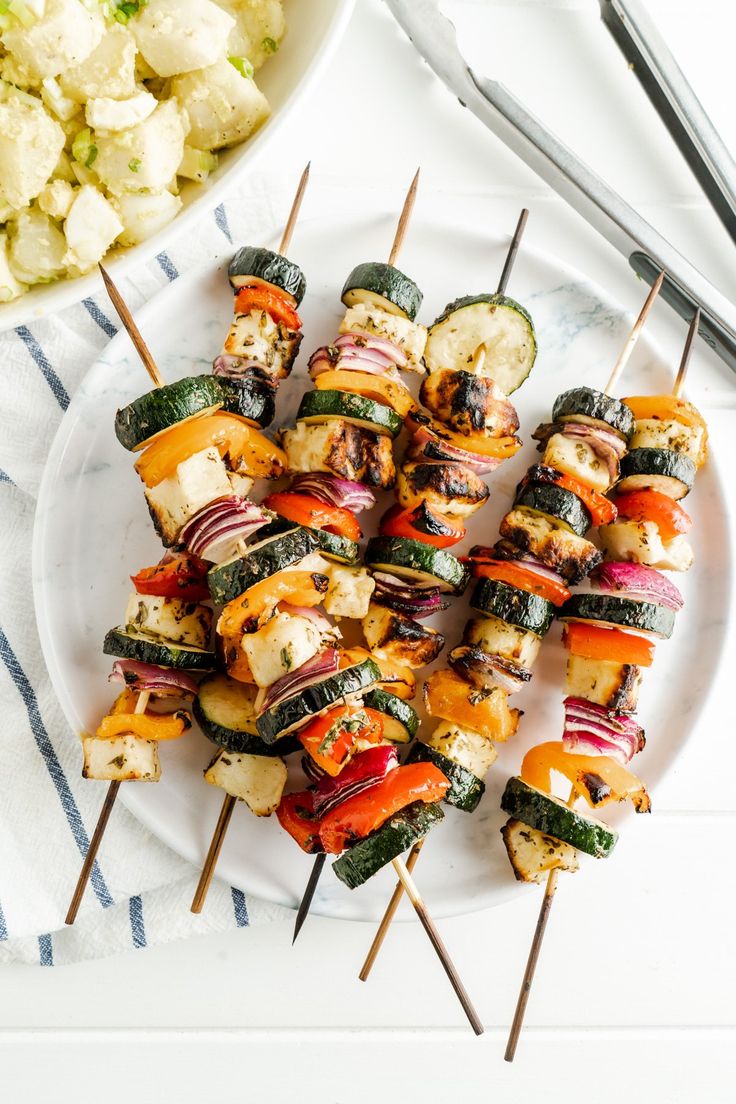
<box><xmin>3</xmin><ymin>2</ymin><xmax>735</xmax><ymax>1099</ymax></box>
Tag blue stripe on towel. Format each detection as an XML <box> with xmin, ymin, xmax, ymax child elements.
<box><xmin>156</xmin><ymin>252</ymin><xmax>179</xmax><ymax>281</ymax></box>
<box><xmin>231</xmin><ymin>887</ymin><xmax>249</xmax><ymax>928</ymax></box>
<box><xmin>83</xmin><ymin>298</ymin><xmax>118</xmax><ymax>339</ymax></box>
<box><xmin>0</xmin><ymin>469</ymin><xmax>14</xmax><ymax>486</ymax></box>
<box><xmin>0</xmin><ymin>898</ymin><xmax>7</xmax><ymax>941</ymax></box>
<box><xmin>38</xmin><ymin>933</ymin><xmax>53</xmax><ymax>966</ymax></box>
<box><xmin>15</xmin><ymin>327</ymin><xmax>70</xmax><ymax>410</ymax></box>
<box><xmin>0</xmin><ymin>626</ymin><xmax>114</xmax><ymax>910</ymax></box>
<box><xmin>214</xmin><ymin>204</ymin><xmax>233</xmax><ymax>243</ymax></box>
<box><xmin>129</xmin><ymin>895</ymin><xmax>146</xmax><ymax>949</ymax></box>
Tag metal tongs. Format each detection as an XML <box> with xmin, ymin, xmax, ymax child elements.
<box><xmin>385</xmin><ymin>0</ymin><xmax>736</xmax><ymax>373</ymax></box>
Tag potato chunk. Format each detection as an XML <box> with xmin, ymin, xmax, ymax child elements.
<box><xmin>1</xmin><ymin>0</ymin><xmax>104</xmax><ymax>81</ymax></box>
<box><xmin>171</xmin><ymin>62</ymin><xmax>269</xmax><ymax>150</ymax></box>
<box><xmin>95</xmin><ymin>100</ymin><xmax>189</xmax><ymax>195</ymax></box>
<box><xmin>0</xmin><ymin>94</ymin><xmax>65</xmax><ymax>209</ymax></box>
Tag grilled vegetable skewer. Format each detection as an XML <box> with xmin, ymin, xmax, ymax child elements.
<box><xmin>507</xmin><ymin>302</ymin><xmax>701</xmax><ymax>1059</ymax></box>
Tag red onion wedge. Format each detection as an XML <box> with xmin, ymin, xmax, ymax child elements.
<box><xmin>336</xmin><ymin>331</ymin><xmax>408</xmax><ymax>368</ymax></box>
<box><xmin>448</xmin><ymin>645</ymin><xmax>532</xmax><ymax>694</ymax></box>
<box><xmin>213</xmin><ymin>354</ymin><xmax>266</xmax><ymax>379</ymax></box>
<box><xmin>591</xmin><ymin>561</ymin><xmax>684</xmax><ymax>611</ymax></box>
<box><xmin>407</xmin><ymin>424</ymin><xmax>504</xmax><ymax>475</ymax></box>
<box><xmin>109</xmin><ymin>660</ymin><xmax>199</xmax><ymax>698</ymax></box>
<box><xmin>372</xmin><ymin>572</ymin><xmax>449</xmax><ymax>617</ymax></box>
<box><xmin>289</xmin><ymin>473</ymin><xmax>376</xmax><ymax>512</ymax></box>
<box><xmin>562</xmin><ymin>696</ymin><xmax>645</xmax><ymax>764</ymax></box>
<box><xmin>258</xmin><ymin>647</ymin><xmax>340</xmax><ymax>716</ymax></box>
<box><xmin>312</xmin><ymin>745</ymin><xmax>399</xmax><ymax>817</ymax></box>
<box><xmin>180</xmin><ymin>496</ymin><xmax>273</xmax><ymax>563</ymax></box>
<box><xmin>278</xmin><ymin>603</ymin><xmax>339</xmax><ymax>639</ymax></box>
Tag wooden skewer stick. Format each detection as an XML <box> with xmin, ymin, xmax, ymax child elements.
<box><xmin>672</xmin><ymin>308</ymin><xmax>701</xmax><ymax>398</ymax></box>
<box><xmin>278</xmin><ymin>162</ymin><xmax>311</xmax><ymax>256</ymax></box>
<box><xmin>357</xmin><ymin>207</ymin><xmax>532</xmax><ymax>971</ymax></box>
<box><xmin>359</xmin><ymin>838</ymin><xmax>424</xmax><ymax>981</ymax></box>
<box><xmin>392</xmin><ymin>856</ymin><xmax>484</xmax><ymax>1035</ymax></box>
<box><xmin>604</xmin><ymin>270</ymin><xmax>665</xmax><ymax>395</ymax></box>
<box><xmin>99</xmin><ymin>264</ymin><xmax>165</xmax><ymax>388</ymax></box>
<box><xmin>190</xmin><ymin>793</ymin><xmax>238</xmax><ymax>914</ymax></box>
<box><xmin>506</xmin><ymin>293</ymin><xmax>692</xmax><ymax>1060</ymax></box>
<box><xmin>291</xmin><ymin>852</ymin><xmax>327</xmax><ymax>943</ymax></box>
<box><xmin>388</xmin><ymin>168</ymin><xmax>420</xmax><ymax>266</ymax></box>
<box><xmin>65</xmin><ymin>691</ymin><xmax>150</xmax><ymax>925</ymax></box>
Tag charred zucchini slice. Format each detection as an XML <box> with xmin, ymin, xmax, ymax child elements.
<box><xmin>363</xmin><ymin>688</ymin><xmax>419</xmax><ymax>743</ymax></box>
<box><xmin>470</xmin><ymin>578</ymin><xmax>555</xmax><ymax>637</ymax></box>
<box><xmin>559</xmin><ymin>593</ymin><xmax>676</xmax><ymax>638</ymax></box>
<box><xmin>207</xmin><ymin>527</ymin><xmax>320</xmax><ymax>605</ymax></box>
<box><xmin>364</xmin><ymin>536</ymin><xmax>469</xmax><ymax>595</ymax></box>
<box><xmin>297</xmin><ymin>389</ymin><xmax>402</xmax><ymax>438</ymax></box>
<box><xmin>406</xmin><ymin>743</ymin><xmax>485</xmax><ymax>813</ymax></box>
<box><xmin>103</xmin><ymin>628</ymin><xmax>215</xmax><ymax>670</ymax></box>
<box><xmin>194</xmin><ymin>674</ymin><xmax>301</xmax><ymax>756</ymax></box>
<box><xmin>228</xmin><ymin>246</ymin><xmax>306</xmax><ymax>305</ymax></box>
<box><xmin>256</xmin><ymin>659</ymin><xmax>381</xmax><ymax>744</ymax></box>
<box><xmin>552</xmin><ymin>386</ymin><xmax>635</xmax><ymax>440</ymax></box>
<box><xmin>514</xmin><ymin>482</ymin><xmax>592</xmax><ymax>537</ymax></box>
<box><xmin>341</xmin><ymin>261</ymin><xmax>423</xmax><ymax>320</ymax></box>
<box><xmin>332</xmin><ymin>801</ymin><xmax>444</xmax><ymax>888</ymax></box>
<box><xmin>501</xmin><ymin>777</ymin><xmax>618</xmax><ymax>858</ymax></box>
<box><xmin>216</xmin><ymin>375</ymin><xmax>276</xmax><ymax>428</ymax></box>
<box><xmin>617</xmin><ymin>447</ymin><xmax>696</xmax><ymax>499</ymax></box>
<box><xmin>114</xmin><ymin>375</ymin><xmax>223</xmax><ymax>451</ymax></box>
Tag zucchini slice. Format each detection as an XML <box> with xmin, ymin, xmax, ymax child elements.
<box><xmin>207</xmin><ymin>527</ymin><xmax>320</xmax><ymax>605</ymax></box>
<box><xmin>257</xmin><ymin>516</ymin><xmax>359</xmax><ymax>566</ymax></box>
<box><xmin>514</xmin><ymin>482</ymin><xmax>592</xmax><ymax>537</ymax></box>
<box><xmin>332</xmin><ymin>801</ymin><xmax>445</xmax><ymax>889</ymax></box>
<box><xmin>559</xmin><ymin>593</ymin><xmax>676</xmax><ymax>638</ymax></box>
<box><xmin>552</xmin><ymin>387</ymin><xmax>635</xmax><ymax>440</ymax></box>
<box><xmin>363</xmin><ymin>688</ymin><xmax>419</xmax><ymax>743</ymax></box>
<box><xmin>470</xmin><ymin>578</ymin><xmax>555</xmax><ymax>637</ymax></box>
<box><xmin>501</xmin><ymin>777</ymin><xmax>618</xmax><ymax>858</ymax></box>
<box><xmin>256</xmin><ymin>658</ymin><xmax>381</xmax><ymax>744</ymax></box>
<box><xmin>406</xmin><ymin>743</ymin><xmax>485</xmax><ymax>813</ymax></box>
<box><xmin>297</xmin><ymin>389</ymin><xmax>402</xmax><ymax>438</ymax></box>
<box><xmin>364</xmin><ymin>536</ymin><xmax>469</xmax><ymax>595</ymax></box>
<box><xmin>215</xmin><ymin>376</ymin><xmax>276</xmax><ymax>429</ymax></box>
<box><xmin>228</xmin><ymin>246</ymin><xmax>306</xmax><ymax>306</ymax></box>
<box><xmin>341</xmin><ymin>261</ymin><xmax>423</xmax><ymax>320</ymax></box>
<box><xmin>617</xmin><ymin>447</ymin><xmax>696</xmax><ymax>499</ymax></box>
<box><xmin>194</xmin><ymin>674</ymin><xmax>301</xmax><ymax>756</ymax></box>
<box><xmin>425</xmin><ymin>293</ymin><xmax>536</xmax><ymax>395</ymax></box>
<box><xmin>114</xmin><ymin>375</ymin><xmax>223</xmax><ymax>452</ymax></box>
<box><xmin>103</xmin><ymin>628</ymin><xmax>216</xmax><ymax>671</ymax></box>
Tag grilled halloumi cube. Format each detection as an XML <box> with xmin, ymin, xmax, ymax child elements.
<box><xmin>426</xmin><ymin>721</ymin><xmax>498</xmax><ymax>779</ymax></box>
<box><xmin>630</xmin><ymin>418</ymin><xmax>705</xmax><ymax>466</ymax></box>
<box><xmin>280</xmin><ymin>420</ymin><xmax>395</xmax><ymax>489</ymax></box>
<box><xmin>82</xmin><ymin>734</ymin><xmax>160</xmax><ymax>782</ymax></box>
<box><xmin>339</xmin><ymin>303</ymin><xmax>427</xmax><ymax>369</ymax></box>
<box><xmin>464</xmin><ymin>614</ymin><xmax>542</xmax><ymax>668</ymax></box>
<box><xmin>125</xmin><ymin>593</ymin><xmax>213</xmax><ymax>650</ymax></box>
<box><xmin>599</xmin><ymin>519</ymin><xmax>694</xmax><ymax>572</ymax></box>
<box><xmin>222</xmin><ymin>308</ymin><xmax>301</xmax><ymax>381</ymax></box>
<box><xmin>419</xmin><ymin>369</ymin><xmax>519</xmax><ymax>437</ymax></box>
<box><xmin>500</xmin><ymin>506</ymin><xmax>602</xmax><ymax>584</ymax></box>
<box><xmin>227</xmin><ymin>470</ymin><xmax>255</xmax><ymax>497</ymax></box>
<box><xmin>362</xmin><ymin>602</ymin><xmax>444</xmax><ymax>669</ymax></box>
<box><xmin>204</xmin><ymin>749</ymin><xmax>287</xmax><ymax>815</ymax></box>
<box><xmin>501</xmin><ymin>818</ymin><xmax>580</xmax><ymax>884</ymax></box>
<box><xmin>566</xmin><ymin>653</ymin><xmax>642</xmax><ymax>711</ymax></box>
<box><xmin>145</xmin><ymin>446</ymin><xmax>233</xmax><ymax>545</ymax></box>
<box><xmin>241</xmin><ymin>611</ymin><xmax>322</xmax><ymax>688</ymax></box>
<box><xmin>324</xmin><ymin>565</ymin><xmax>375</xmax><ymax>619</ymax></box>
<box><xmin>397</xmin><ymin>461</ymin><xmax>489</xmax><ymax>518</ymax></box>
<box><xmin>542</xmin><ymin>432</ymin><xmax>612</xmax><ymax>493</ymax></box>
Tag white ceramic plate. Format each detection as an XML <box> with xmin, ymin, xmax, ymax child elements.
<box><xmin>33</xmin><ymin>210</ymin><xmax>731</xmax><ymax>921</ymax></box>
<box><xmin>0</xmin><ymin>0</ymin><xmax>353</xmax><ymax>333</ymax></box>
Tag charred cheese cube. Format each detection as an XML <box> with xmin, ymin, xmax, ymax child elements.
<box><xmin>124</xmin><ymin>594</ymin><xmax>212</xmax><ymax>650</ymax></box>
<box><xmin>362</xmin><ymin>602</ymin><xmax>444</xmax><ymax>669</ymax></box>
<box><xmin>339</xmin><ymin>303</ymin><xmax>427</xmax><ymax>368</ymax></box>
<box><xmin>500</xmin><ymin>506</ymin><xmax>602</xmax><ymax>584</ymax></box>
<box><xmin>464</xmin><ymin>615</ymin><xmax>542</xmax><ymax>668</ymax></box>
<box><xmin>82</xmin><ymin>734</ymin><xmax>160</xmax><ymax>782</ymax></box>
<box><xmin>599</xmin><ymin>519</ymin><xmax>694</xmax><ymax>572</ymax></box>
<box><xmin>426</xmin><ymin>720</ymin><xmax>498</xmax><ymax>779</ymax></box>
<box><xmin>241</xmin><ymin>612</ymin><xmax>322</xmax><ymax>688</ymax></box>
<box><xmin>566</xmin><ymin>653</ymin><xmax>642</xmax><ymax>711</ymax></box>
<box><xmin>543</xmin><ymin>432</ymin><xmax>612</xmax><ymax>493</ymax></box>
<box><xmin>145</xmin><ymin>446</ymin><xmax>233</xmax><ymax>545</ymax></box>
<box><xmin>324</xmin><ymin>565</ymin><xmax>375</xmax><ymax>619</ymax></box>
<box><xmin>204</xmin><ymin>749</ymin><xmax>287</xmax><ymax>815</ymax></box>
<box><xmin>501</xmin><ymin>818</ymin><xmax>580</xmax><ymax>883</ymax></box>
<box><xmin>280</xmin><ymin>420</ymin><xmax>395</xmax><ymax>489</ymax></box>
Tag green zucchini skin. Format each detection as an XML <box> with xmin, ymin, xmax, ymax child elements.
<box><xmin>215</xmin><ymin>376</ymin><xmax>276</xmax><ymax>428</ymax></box>
<box><xmin>340</xmin><ymin>261</ymin><xmax>423</xmax><ymax>320</ymax></box>
<box><xmin>297</xmin><ymin>389</ymin><xmax>403</xmax><ymax>438</ymax></box>
<box><xmin>363</xmin><ymin>688</ymin><xmax>420</xmax><ymax>742</ymax></box>
<box><xmin>256</xmin><ymin>659</ymin><xmax>382</xmax><ymax>744</ymax></box>
<box><xmin>514</xmin><ymin>482</ymin><xmax>592</xmax><ymax>537</ymax></box>
<box><xmin>426</xmin><ymin>293</ymin><xmax>537</xmax><ymax>395</ymax></box>
<box><xmin>193</xmin><ymin>696</ymin><xmax>299</xmax><ymax>756</ymax></box>
<box><xmin>114</xmin><ymin>375</ymin><xmax>223</xmax><ymax>451</ymax></box>
<box><xmin>332</xmin><ymin>801</ymin><xmax>445</xmax><ymax>889</ymax></box>
<box><xmin>256</xmin><ymin>516</ymin><xmax>359</xmax><ymax>565</ymax></box>
<box><xmin>365</xmin><ymin>536</ymin><xmax>470</xmax><ymax>595</ymax></box>
<box><xmin>501</xmin><ymin>777</ymin><xmax>618</xmax><ymax>858</ymax></box>
<box><xmin>407</xmin><ymin>743</ymin><xmax>485</xmax><ymax>813</ymax></box>
<box><xmin>559</xmin><ymin>592</ymin><xmax>676</xmax><ymax>638</ymax></box>
<box><xmin>207</xmin><ymin>527</ymin><xmax>320</xmax><ymax>605</ymax></box>
<box><xmin>470</xmin><ymin>578</ymin><xmax>555</xmax><ymax>637</ymax></box>
<box><xmin>228</xmin><ymin>246</ymin><xmax>306</xmax><ymax>305</ymax></box>
<box><xmin>617</xmin><ymin>447</ymin><xmax>696</xmax><ymax>499</ymax></box>
<box><xmin>103</xmin><ymin>628</ymin><xmax>216</xmax><ymax>670</ymax></box>
<box><xmin>552</xmin><ymin>386</ymin><xmax>635</xmax><ymax>439</ymax></box>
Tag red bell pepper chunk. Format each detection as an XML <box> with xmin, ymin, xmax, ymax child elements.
<box><xmin>262</xmin><ymin>491</ymin><xmax>361</xmax><ymax>542</ymax></box>
<box><xmin>131</xmin><ymin>552</ymin><xmax>210</xmax><ymax>601</ymax></box>
<box><xmin>234</xmin><ymin>285</ymin><xmax>301</xmax><ymax>330</ymax></box>
<box><xmin>319</xmin><ymin>762</ymin><xmax>450</xmax><ymax>853</ymax></box>
<box><xmin>379</xmin><ymin>502</ymin><xmax>466</xmax><ymax>549</ymax></box>
<box><xmin>614</xmin><ymin>489</ymin><xmax>692</xmax><ymax>541</ymax></box>
<box><xmin>276</xmin><ymin>791</ymin><xmax>323</xmax><ymax>854</ymax></box>
<box><xmin>298</xmin><ymin>706</ymin><xmax>384</xmax><ymax>777</ymax></box>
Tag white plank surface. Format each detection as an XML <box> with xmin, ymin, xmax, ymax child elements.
<box><xmin>3</xmin><ymin>0</ymin><xmax>735</xmax><ymax>1099</ymax></box>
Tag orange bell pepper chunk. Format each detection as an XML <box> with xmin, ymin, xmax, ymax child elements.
<box><xmin>623</xmin><ymin>394</ymin><xmax>707</xmax><ymax>466</ymax></box>
<box><xmin>469</xmin><ymin>559</ymin><xmax>571</xmax><ymax>607</ymax></box>
<box><xmin>217</xmin><ymin>569</ymin><xmax>330</xmax><ymax>637</ymax></box>
<box><xmin>424</xmin><ymin>668</ymin><xmax>520</xmax><ymax>741</ymax></box>
<box><xmin>562</xmin><ymin>621</ymin><xmax>655</xmax><ymax>666</ymax></box>
<box><xmin>314</xmin><ymin>370</ymin><xmax>417</xmax><ymax>418</ymax></box>
<box><xmin>340</xmin><ymin>647</ymin><xmax>416</xmax><ymax>701</ymax></box>
<box><xmin>96</xmin><ymin>709</ymin><xmax>191</xmax><ymax>742</ymax></box>
<box><xmin>521</xmin><ymin>741</ymin><xmax>650</xmax><ymax>813</ymax></box>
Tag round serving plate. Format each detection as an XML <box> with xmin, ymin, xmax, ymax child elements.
<box><xmin>33</xmin><ymin>209</ymin><xmax>731</xmax><ymax>921</ymax></box>
<box><xmin>0</xmin><ymin>0</ymin><xmax>354</xmax><ymax>332</ymax></box>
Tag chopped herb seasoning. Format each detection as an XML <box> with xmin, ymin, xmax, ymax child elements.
<box><xmin>128</xmin><ymin>158</ymin><xmax>141</xmax><ymax>173</ymax></box>
<box><xmin>262</xmin><ymin>36</ymin><xmax>278</xmax><ymax>54</ymax></box>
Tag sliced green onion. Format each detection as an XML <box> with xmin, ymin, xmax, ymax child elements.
<box><xmin>72</xmin><ymin>128</ymin><xmax>98</xmax><ymax>170</ymax></box>
<box><xmin>262</xmin><ymin>37</ymin><xmax>278</xmax><ymax>54</ymax></box>
<box><xmin>128</xmin><ymin>158</ymin><xmax>141</xmax><ymax>173</ymax></box>
<box><xmin>228</xmin><ymin>56</ymin><xmax>254</xmax><ymax>79</ymax></box>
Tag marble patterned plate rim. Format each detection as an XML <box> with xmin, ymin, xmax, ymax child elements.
<box><xmin>32</xmin><ymin>210</ymin><xmax>732</xmax><ymax>922</ymax></box>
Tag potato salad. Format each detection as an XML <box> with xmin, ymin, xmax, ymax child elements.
<box><xmin>0</xmin><ymin>0</ymin><xmax>285</xmax><ymax>301</ymax></box>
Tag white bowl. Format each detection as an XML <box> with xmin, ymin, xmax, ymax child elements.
<box><xmin>0</xmin><ymin>0</ymin><xmax>354</xmax><ymax>333</ymax></box>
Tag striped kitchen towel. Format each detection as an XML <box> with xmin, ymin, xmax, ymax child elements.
<box><xmin>0</xmin><ymin>183</ymin><xmax>299</xmax><ymax>965</ymax></box>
